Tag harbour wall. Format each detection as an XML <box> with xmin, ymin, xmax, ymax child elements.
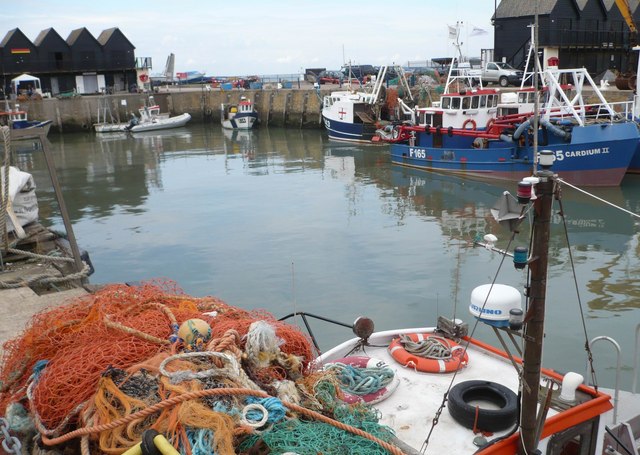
<box><xmin>14</xmin><ymin>87</ymin><xmax>327</xmax><ymax>134</ymax></box>
<box><xmin>12</xmin><ymin>85</ymin><xmax>634</xmax><ymax>135</ymax></box>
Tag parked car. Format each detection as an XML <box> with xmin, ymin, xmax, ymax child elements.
<box><xmin>341</xmin><ymin>64</ymin><xmax>376</xmax><ymax>80</ymax></box>
<box><xmin>317</xmin><ymin>70</ymin><xmax>342</xmax><ymax>85</ymax></box>
<box><xmin>481</xmin><ymin>62</ymin><xmax>523</xmax><ymax>87</ymax></box>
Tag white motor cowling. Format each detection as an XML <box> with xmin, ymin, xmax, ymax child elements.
<box><xmin>469</xmin><ymin>284</ymin><xmax>522</xmax><ymax>328</ymax></box>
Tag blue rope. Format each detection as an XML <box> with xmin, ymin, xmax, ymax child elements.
<box><xmin>326</xmin><ymin>363</ymin><xmax>394</xmax><ymax>395</ymax></box>
<box><xmin>186</xmin><ymin>428</ymin><xmax>217</xmax><ymax>455</ymax></box>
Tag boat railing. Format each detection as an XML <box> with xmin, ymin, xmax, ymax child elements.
<box><xmin>589</xmin><ymin>336</ymin><xmax>621</xmax><ymax>424</ymax></box>
<box><xmin>278</xmin><ymin>311</ymin><xmax>355</xmax><ymax>354</ymax></box>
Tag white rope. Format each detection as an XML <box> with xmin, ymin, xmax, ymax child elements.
<box><xmin>557</xmin><ymin>178</ymin><xmax>640</xmax><ymax>219</ymax></box>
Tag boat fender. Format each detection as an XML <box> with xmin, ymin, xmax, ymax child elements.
<box><xmin>447</xmin><ymin>380</ymin><xmax>518</xmax><ymax>432</ymax></box>
<box><xmin>388</xmin><ymin>333</ymin><xmax>468</xmax><ymax>373</ymax></box>
<box><xmin>425</xmin><ymin>124</ymin><xmax>431</xmax><ymax>134</ymax></box>
<box><xmin>462</xmin><ymin>119</ymin><xmax>477</xmax><ymax>130</ymax></box>
<box><xmin>499</xmin><ymin>134</ymin><xmax>514</xmax><ymax>143</ymax></box>
<box><xmin>447</xmin><ymin>126</ymin><xmax>454</xmax><ymax>137</ymax></box>
<box><xmin>324</xmin><ymin>356</ymin><xmax>400</xmax><ymax>405</ymax></box>
<box><xmin>435</xmin><ymin>126</ymin><xmax>442</xmax><ymax>136</ymax></box>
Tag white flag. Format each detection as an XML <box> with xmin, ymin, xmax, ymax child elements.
<box><xmin>448</xmin><ymin>25</ymin><xmax>458</xmax><ymax>40</ymax></box>
<box><xmin>470</xmin><ymin>26</ymin><xmax>488</xmax><ymax>36</ymax></box>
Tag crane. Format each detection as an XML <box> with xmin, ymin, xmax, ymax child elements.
<box><xmin>614</xmin><ymin>0</ymin><xmax>638</xmax><ymax>89</ymax></box>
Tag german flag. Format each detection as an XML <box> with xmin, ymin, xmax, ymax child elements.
<box><xmin>11</xmin><ymin>48</ymin><xmax>30</xmax><ymax>54</ymax></box>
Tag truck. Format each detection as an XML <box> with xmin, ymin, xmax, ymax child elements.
<box><xmin>480</xmin><ymin>62</ymin><xmax>523</xmax><ymax>87</ymax></box>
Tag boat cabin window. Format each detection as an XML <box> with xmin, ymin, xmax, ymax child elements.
<box><xmin>471</xmin><ymin>96</ymin><xmax>479</xmax><ymax>109</ymax></box>
<box><xmin>462</xmin><ymin>97</ymin><xmax>470</xmax><ymax>109</ymax></box>
<box><xmin>499</xmin><ymin>107</ymin><xmax>519</xmax><ymax>116</ymax></box>
<box><xmin>489</xmin><ymin>94</ymin><xmax>498</xmax><ymax>107</ymax></box>
<box><xmin>518</xmin><ymin>92</ymin><xmax>535</xmax><ymax>104</ymax></box>
<box><xmin>480</xmin><ymin>96</ymin><xmax>487</xmax><ymax>108</ymax></box>
<box><xmin>546</xmin><ymin>417</ymin><xmax>598</xmax><ymax>455</ymax></box>
<box><xmin>451</xmin><ymin>97</ymin><xmax>461</xmax><ymax>109</ymax></box>
<box><xmin>441</xmin><ymin>97</ymin><xmax>450</xmax><ymax>109</ymax></box>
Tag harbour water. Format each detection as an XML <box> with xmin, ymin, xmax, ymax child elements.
<box><xmin>16</xmin><ymin>124</ymin><xmax>640</xmax><ymax>390</ymax></box>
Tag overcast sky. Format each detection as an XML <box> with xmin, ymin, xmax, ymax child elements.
<box><xmin>2</xmin><ymin>0</ymin><xmax>498</xmax><ymax>76</ymax></box>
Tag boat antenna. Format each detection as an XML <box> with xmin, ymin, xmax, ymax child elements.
<box><xmin>532</xmin><ymin>10</ymin><xmax>542</xmax><ymax>174</ymax></box>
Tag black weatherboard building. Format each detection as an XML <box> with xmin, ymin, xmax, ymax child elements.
<box><xmin>493</xmin><ymin>0</ymin><xmax>637</xmax><ymax>79</ymax></box>
<box><xmin>0</xmin><ymin>26</ymin><xmax>145</xmax><ymax>97</ymax></box>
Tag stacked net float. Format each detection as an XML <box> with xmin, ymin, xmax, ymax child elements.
<box><xmin>0</xmin><ymin>281</ymin><xmax>397</xmax><ymax>454</ymax></box>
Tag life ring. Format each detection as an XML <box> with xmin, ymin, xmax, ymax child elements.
<box><xmin>485</xmin><ymin>118</ymin><xmax>495</xmax><ymax>131</ymax></box>
<box><xmin>388</xmin><ymin>333</ymin><xmax>468</xmax><ymax>373</ymax></box>
<box><xmin>462</xmin><ymin>119</ymin><xmax>477</xmax><ymax>130</ymax></box>
<box><xmin>139</xmin><ymin>74</ymin><xmax>149</xmax><ymax>83</ymax></box>
<box><xmin>447</xmin><ymin>380</ymin><xmax>518</xmax><ymax>432</ymax></box>
<box><xmin>324</xmin><ymin>356</ymin><xmax>399</xmax><ymax>405</ymax></box>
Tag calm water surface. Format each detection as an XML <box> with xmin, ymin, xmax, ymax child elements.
<box><xmin>17</xmin><ymin>124</ymin><xmax>640</xmax><ymax>389</ymax></box>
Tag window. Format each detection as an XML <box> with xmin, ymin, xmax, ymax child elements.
<box><xmin>451</xmin><ymin>97</ymin><xmax>461</xmax><ymax>109</ymax></box>
<box><xmin>471</xmin><ymin>96</ymin><xmax>479</xmax><ymax>109</ymax></box>
<box><xmin>480</xmin><ymin>96</ymin><xmax>487</xmax><ymax>108</ymax></box>
<box><xmin>442</xmin><ymin>97</ymin><xmax>450</xmax><ymax>109</ymax></box>
<box><xmin>462</xmin><ymin>97</ymin><xmax>470</xmax><ymax>109</ymax></box>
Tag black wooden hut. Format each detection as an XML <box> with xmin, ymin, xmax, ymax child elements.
<box><xmin>493</xmin><ymin>0</ymin><xmax>637</xmax><ymax>77</ymax></box>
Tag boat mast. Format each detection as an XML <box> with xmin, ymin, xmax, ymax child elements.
<box><xmin>518</xmin><ymin>164</ymin><xmax>554</xmax><ymax>453</ymax></box>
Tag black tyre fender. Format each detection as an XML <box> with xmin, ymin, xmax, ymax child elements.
<box><xmin>447</xmin><ymin>380</ymin><xmax>518</xmax><ymax>432</ymax></box>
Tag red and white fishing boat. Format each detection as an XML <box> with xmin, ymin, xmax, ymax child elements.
<box><xmin>315</xmin><ymin>162</ymin><xmax>640</xmax><ymax>454</ymax></box>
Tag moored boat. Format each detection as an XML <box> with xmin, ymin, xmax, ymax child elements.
<box><xmin>322</xmin><ymin>65</ymin><xmax>414</xmax><ymax>143</ymax></box>
<box><xmin>125</xmin><ymin>102</ymin><xmax>191</xmax><ymax>133</ymax></box>
<box><xmin>221</xmin><ymin>97</ymin><xmax>259</xmax><ymax>130</ymax></box>
<box><xmin>0</xmin><ymin>105</ymin><xmax>52</xmax><ymax>139</ymax></box>
<box><xmin>386</xmin><ymin>64</ymin><xmax>640</xmax><ymax>187</ymax></box>
<box><xmin>315</xmin><ymin>159</ymin><xmax>640</xmax><ymax>453</ymax></box>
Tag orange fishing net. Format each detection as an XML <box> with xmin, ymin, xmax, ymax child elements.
<box><xmin>0</xmin><ymin>280</ymin><xmax>315</xmax><ymax>437</ymax></box>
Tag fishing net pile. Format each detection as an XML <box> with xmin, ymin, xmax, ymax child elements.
<box><xmin>0</xmin><ymin>281</ymin><xmax>397</xmax><ymax>454</ymax></box>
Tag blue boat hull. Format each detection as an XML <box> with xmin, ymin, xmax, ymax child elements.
<box><xmin>390</xmin><ymin>122</ymin><xmax>640</xmax><ymax>187</ymax></box>
<box><xmin>322</xmin><ymin>116</ymin><xmax>377</xmax><ymax>143</ymax></box>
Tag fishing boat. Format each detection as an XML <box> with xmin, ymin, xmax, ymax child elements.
<box><xmin>387</xmin><ymin>66</ymin><xmax>639</xmax><ymax>187</ymax></box>
<box><xmin>312</xmin><ymin>158</ymin><xmax>640</xmax><ymax>454</ymax></box>
<box><xmin>322</xmin><ymin>65</ymin><xmax>414</xmax><ymax>142</ymax></box>
<box><xmin>220</xmin><ymin>97</ymin><xmax>259</xmax><ymax>130</ymax></box>
<box><xmin>125</xmin><ymin>102</ymin><xmax>191</xmax><ymax>133</ymax></box>
<box><xmin>0</xmin><ymin>105</ymin><xmax>52</xmax><ymax>139</ymax></box>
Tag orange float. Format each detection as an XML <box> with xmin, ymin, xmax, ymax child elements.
<box><xmin>388</xmin><ymin>333</ymin><xmax>468</xmax><ymax>373</ymax></box>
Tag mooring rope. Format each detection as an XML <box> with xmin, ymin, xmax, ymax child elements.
<box><xmin>400</xmin><ymin>334</ymin><xmax>453</xmax><ymax>359</ymax></box>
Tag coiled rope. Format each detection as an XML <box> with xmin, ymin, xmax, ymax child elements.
<box><xmin>399</xmin><ymin>334</ymin><xmax>454</xmax><ymax>359</ymax></box>
<box><xmin>325</xmin><ymin>363</ymin><xmax>394</xmax><ymax>396</ymax></box>
<box><xmin>39</xmin><ymin>387</ymin><xmax>405</xmax><ymax>455</ymax></box>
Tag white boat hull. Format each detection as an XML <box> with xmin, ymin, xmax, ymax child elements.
<box><xmin>128</xmin><ymin>113</ymin><xmax>191</xmax><ymax>132</ymax></box>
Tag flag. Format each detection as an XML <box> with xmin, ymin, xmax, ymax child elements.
<box><xmin>470</xmin><ymin>26</ymin><xmax>488</xmax><ymax>36</ymax></box>
<box><xmin>448</xmin><ymin>25</ymin><xmax>458</xmax><ymax>40</ymax></box>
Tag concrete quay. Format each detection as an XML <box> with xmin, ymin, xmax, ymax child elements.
<box><xmin>9</xmin><ymin>81</ymin><xmax>635</xmax><ymax>135</ymax></box>
<box><xmin>0</xmin><ymin>287</ymin><xmax>89</xmax><ymax>349</ymax></box>
<box><xmin>13</xmin><ymin>83</ymin><xmax>329</xmax><ymax>134</ymax></box>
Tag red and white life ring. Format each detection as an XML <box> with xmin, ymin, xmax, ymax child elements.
<box><xmin>324</xmin><ymin>356</ymin><xmax>399</xmax><ymax>405</ymax></box>
<box><xmin>388</xmin><ymin>333</ymin><xmax>468</xmax><ymax>373</ymax></box>
<box><xmin>462</xmin><ymin>119</ymin><xmax>477</xmax><ymax>130</ymax></box>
